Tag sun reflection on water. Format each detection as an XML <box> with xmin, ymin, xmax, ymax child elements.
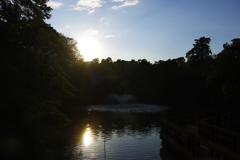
<box><xmin>83</xmin><ymin>127</ymin><xmax>92</xmax><ymax>146</ymax></box>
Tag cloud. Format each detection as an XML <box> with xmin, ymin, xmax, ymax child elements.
<box><xmin>112</xmin><ymin>0</ymin><xmax>125</xmax><ymax>2</ymax></box>
<box><xmin>87</xmin><ymin>29</ymin><xmax>99</xmax><ymax>35</ymax></box>
<box><xmin>65</xmin><ymin>25</ymin><xmax>75</xmax><ymax>28</ymax></box>
<box><xmin>100</xmin><ymin>17</ymin><xmax>104</xmax><ymax>22</ymax></box>
<box><xmin>88</xmin><ymin>10</ymin><xmax>95</xmax><ymax>15</ymax></box>
<box><xmin>65</xmin><ymin>25</ymin><xmax>71</xmax><ymax>28</ymax></box>
<box><xmin>72</xmin><ymin>0</ymin><xmax>103</xmax><ymax>14</ymax></box>
<box><xmin>47</xmin><ymin>1</ymin><xmax>63</xmax><ymax>9</ymax></box>
<box><xmin>77</xmin><ymin>0</ymin><xmax>102</xmax><ymax>8</ymax></box>
<box><xmin>105</xmin><ymin>35</ymin><xmax>115</xmax><ymax>38</ymax></box>
<box><xmin>71</xmin><ymin>0</ymin><xmax>138</xmax><ymax>14</ymax></box>
<box><xmin>112</xmin><ymin>0</ymin><xmax>139</xmax><ymax>9</ymax></box>
<box><xmin>71</xmin><ymin>6</ymin><xmax>89</xmax><ymax>11</ymax></box>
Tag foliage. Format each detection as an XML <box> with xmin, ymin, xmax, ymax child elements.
<box><xmin>0</xmin><ymin>0</ymin><xmax>52</xmax><ymax>22</ymax></box>
<box><xmin>205</xmin><ymin>39</ymin><xmax>240</xmax><ymax>105</ymax></box>
<box><xmin>74</xmin><ymin>37</ymin><xmax>239</xmax><ymax>107</ymax></box>
<box><xmin>0</xmin><ymin>0</ymin><xmax>81</xmax><ymax>158</ymax></box>
<box><xmin>186</xmin><ymin>37</ymin><xmax>212</xmax><ymax>64</ymax></box>
<box><xmin>1</xmin><ymin>1</ymin><xmax>240</xmax><ymax>157</ymax></box>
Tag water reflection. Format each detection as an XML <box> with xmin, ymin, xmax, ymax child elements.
<box><xmin>83</xmin><ymin>127</ymin><xmax>92</xmax><ymax>146</ymax></box>
<box><xmin>65</xmin><ymin>110</ymin><xmax>170</xmax><ymax>160</ymax></box>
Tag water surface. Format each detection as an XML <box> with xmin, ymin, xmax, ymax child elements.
<box><xmin>65</xmin><ymin>105</ymin><xmax>174</xmax><ymax>160</ymax></box>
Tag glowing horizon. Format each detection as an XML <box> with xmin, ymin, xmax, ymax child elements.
<box><xmin>77</xmin><ymin>37</ymin><xmax>102</xmax><ymax>61</ymax></box>
<box><xmin>47</xmin><ymin>0</ymin><xmax>240</xmax><ymax>63</ymax></box>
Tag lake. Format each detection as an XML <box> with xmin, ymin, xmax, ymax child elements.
<box><xmin>64</xmin><ymin>104</ymin><xmax>180</xmax><ymax>160</ymax></box>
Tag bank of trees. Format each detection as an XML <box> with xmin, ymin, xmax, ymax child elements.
<box><xmin>0</xmin><ymin>0</ymin><xmax>82</xmax><ymax>158</ymax></box>
<box><xmin>1</xmin><ymin>0</ymin><xmax>240</xmax><ymax>159</ymax></box>
<box><xmin>74</xmin><ymin>37</ymin><xmax>240</xmax><ymax>108</ymax></box>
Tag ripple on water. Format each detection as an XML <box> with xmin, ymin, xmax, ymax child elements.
<box><xmin>67</xmin><ymin>125</ymin><xmax>162</xmax><ymax>160</ymax></box>
<box><xmin>66</xmin><ymin>106</ymin><xmax>167</xmax><ymax>160</ymax></box>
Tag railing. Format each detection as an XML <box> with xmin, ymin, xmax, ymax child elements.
<box><xmin>198</xmin><ymin>111</ymin><xmax>240</xmax><ymax>154</ymax></box>
<box><xmin>200</xmin><ymin>110</ymin><xmax>240</xmax><ymax>128</ymax></box>
<box><xmin>165</xmin><ymin>105</ymin><xmax>240</xmax><ymax>126</ymax></box>
<box><xmin>160</xmin><ymin>105</ymin><xmax>240</xmax><ymax>160</ymax></box>
<box><xmin>161</xmin><ymin>119</ymin><xmax>196</xmax><ymax>159</ymax></box>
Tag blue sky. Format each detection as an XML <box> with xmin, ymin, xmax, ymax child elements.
<box><xmin>46</xmin><ymin>0</ymin><xmax>240</xmax><ymax>62</ymax></box>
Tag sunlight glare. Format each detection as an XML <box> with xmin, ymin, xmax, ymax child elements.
<box><xmin>83</xmin><ymin>127</ymin><xmax>92</xmax><ymax>146</ymax></box>
<box><xmin>77</xmin><ymin>37</ymin><xmax>101</xmax><ymax>61</ymax></box>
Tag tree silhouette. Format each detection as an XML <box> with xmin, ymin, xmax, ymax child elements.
<box><xmin>0</xmin><ymin>0</ymin><xmax>51</xmax><ymax>22</ymax></box>
<box><xmin>206</xmin><ymin>38</ymin><xmax>240</xmax><ymax>105</ymax></box>
<box><xmin>0</xmin><ymin>1</ymin><xmax>81</xmax><ymax>158</ymax></box>
<box><xmin>1</xmin><ymin>4</ymin><xmax>240</xmax><ymax>156</ymax></box>
<box><xmin>186</xmin><ymin>37</ymin><xmax>212</xmax><ymax>63</ymax></box>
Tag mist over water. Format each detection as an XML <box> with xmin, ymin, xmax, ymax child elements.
<box><xmin>89</xmin><ymin>94</ymin><xmax>169</xmax><ymax>112</ymax></box>
<box><xmin>110</xmin><ymin>94</ymin><xmax>137</xmax><ymax>105</ymax></box>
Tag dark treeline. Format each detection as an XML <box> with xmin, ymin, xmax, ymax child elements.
<box><xmin>1</xmin><ymin>0</ymin><xmax>240</xmax><ymax>159</ymax></box>
<box><xmin>73</xmin><ymin>37</ymin><xmax>240</xmax><ymax>108</ymax></box>
<box><xmin>0</xmin><ymin>0</ymin><xmax>82</xmax><ymax>159</ymax></box>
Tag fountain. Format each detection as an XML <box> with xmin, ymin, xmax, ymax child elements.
<box><xmin>110</xmin><ymin>94</ymin><xmax>137</xmax><ymax>106</ymax></box>
<box><xmin>86</xmin><ymin>94</ymin><xmax>169</xmax><ymax>113</ymax></box>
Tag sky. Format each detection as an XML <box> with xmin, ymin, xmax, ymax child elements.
<box><xmin>46</xmin><ymin>0</ymin><xmax>240</xmax><ymax>62</ymax></box>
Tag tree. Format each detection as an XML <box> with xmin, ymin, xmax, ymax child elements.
<box><xmin>0</xmin><ymin>0</ymin><xmax>82</xmax><ymax>158</ymax></box>
<box><xmin>186</xmin><ymin>37</ymin><xmax>212</xmax><ymax>63</ymax></box>
<box><xmin>0</xmin><ymin>0</ymin><xmax>51</xmax><ymax>22</ymax></box>
<box><xmin>184</xmin><ymin>37</ymin><xmax>212</xmax><ymax>105</ymax></box>
<box><xmin>101</xmin><ymin>57</ymin><xmax>113</xmax><ymax>64</ymax></box>
<box><xmin>206</xmin><ymin>38</ymin><xmax>240</xmax><ymax>105</ymax></box>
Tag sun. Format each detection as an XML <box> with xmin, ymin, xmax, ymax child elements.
<box><xmin>77</xmin><ymin>37</ymin><xmax>101</xmax><ymax>61</ymax></box>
